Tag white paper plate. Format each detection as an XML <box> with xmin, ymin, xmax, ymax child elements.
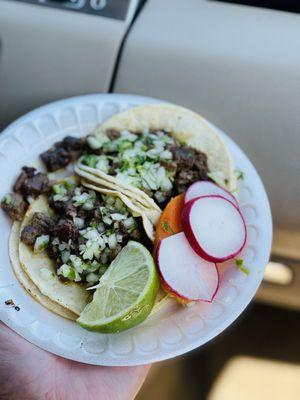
<box><xmin>0</xmin><ymin>94</ymin><xmax>272</xmax><ymax>366</ymax></box>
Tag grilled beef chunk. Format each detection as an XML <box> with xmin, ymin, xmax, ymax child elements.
<box><xmin>41</xmin><ymin>136</ymin><xmax>86</xmax><ymax>172</ymax></box>
<box><xmin>41</xmin><ymin>147</ymin><xmax>71</xmax><ymax>172</ymax></box>
<box><xmin>93</xmin><ymin>207</ymin><xmax>103</xmax><ymax>221</ymax></box>
<box><xmin>46</xmin><ymin>244</ymin><xmax>61</xmax><ymax>262</ymax></box>
<box><xmin>13</xmin><ymin>167</ymin><xmax>49</xmax><ymax>197</ymax></box>
<box><xmin>13</xmin><ymin>171</ymin><xmax>27</xmax><ymax>193</ymax></box>
<box><xmin>117</xmin><ymin>221</ymin><xmax>141</xmax><ymax>243</ymax></box>
<box><xmin>62</xmin><ymin>136</ymin><xmax>86</xmax><ymax>151</ymax></box>
<box><xmin>49</xmin><ymin>197</ymin><xmax>77</xmax><ymax>218</ymax></box>
<box><xmin>21</xmin><ymin>226</ymin><xmax>41</xmax><ymax>246</ymax></box>
<box><xmin>22</xmin><ymin>167</ymin><xmax>36</xmax><ymax>178</ymax></box>
<box><xmin>53</xmin><ymin>219</ymin><xmax>78</xmax><ymax>242</ymax></box>
<box><xmin>171</xmin><ymin>146</ymin><xmax>201</xmax><ymax>169</ymax></box>
<box><xmin>31</xmin><ymin>212</ymin><xmax>55</xmax><ymax>232</ymax></box>
<box><xmin>130</xmin><ymin>228</ymin><xmax>142</xmax><ymax>241</ymax></box>
<box><xmin>20</xmin><ymin>212</ymin><xmax>54</xmax><ymax>246</ymax></box>
<box><xmin>160</xmin><ymin>160</ymin><xmax>177</xmax><ymax>174</ymax></box>
<box><xmin>23</xmin><ymin>173</ymin><xmax>50</xmax><ymax>196</ymax></box>
<box><xmin>169</xmin><ymin>145</ymin><xmax>209</xmax><ymax>193</ymax></box>
<box><xmin>1</xmin><ymin>194</ymin><xmax>28</xmax><ymax>221</ymax></box>
<box><xmin>118</xmin><ymin>221</ymin><xmax>130</xmax><ymax>236</ymax></box>
<box><xmin>60</xmin><ymin>200</ymin><xmax>77</xmax><ymax>219</ymax></box>
<box><xmin>175</xmin><ymin>170</ymin><xmax>204</xmax><ymax>193</ymax></box>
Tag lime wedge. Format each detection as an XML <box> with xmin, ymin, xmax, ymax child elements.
<box><xmin>77</xmin><ymin>241</ymin><xmax>159</xmax><ymax>333</ymax></box>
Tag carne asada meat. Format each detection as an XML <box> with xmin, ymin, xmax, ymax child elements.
<box><xmin>53</xmin><ymin>219</ymin><xmax>78</xmax><ymax>242</ymax></box>
<box><xmin>13</xmin><ymin>167</ymin><xmax>49</xmax><ymax>197</ymax></box>
<box><xmin>31</xmin><ymin>212</ymin><xmax>55</xmax><ymax>232</ymax></box>
<box><xmin>22</xmin><ymin>166</ymin><xmax>36</xmax><ymax>178</ymax></box>
<box><xmin>21</xmin><ymin>226</ymin><xmax>42</xmax><ymax>246</ymax></box>
<box><xmin>23</xmin><ymin>173</ymin><xmax>49</xmax><ymax>196</ymax></box>
<box><xmin>41</xmin><ymin>136</ymin><xmax>86</xmax><ymax>172</ymax></box>
<box><xmin>170</xmin><ymin>145</ymin><xmax>208</xmax><ymax>173</ymax></box>
<box><xmin>13</xmin><ymin>167</ymin><xmax>35</xmax><ymax>192</ymax></box>
<box><xmin>20</xmin><ymin>212</ymin><xmax>54</xmax><ymax>246</ymax></box>
<box><xmin>1</xmin><ymin>193</ymin><xmax>28</xmax><ymax>221</ymax></box>
<box><xmin>175</xmin><ymin>170</ymin><xmax>205</xmax><ymax>193</ymax></box>
<box><xmin>49</xmin><ymin>197</ymin><xmax>77</xmax><ymax>218</ymax></box>
<box><xmin>46</xmin><ymin>244</ymin><xmax>61</xmax><ymax>262</ymax></box>
<box><xmin>41</xmin><ymin>147</ymin><xmax>71</xmax><ymax>172</ymax></box>
<box><xmin>169</xmin><ymin>145</ymin><xmax>209</xmax><ymax>194</ymax></box>
<box><xmin>62</xmin><ymin>136</ymin><xmax>86</xmax><ymax>152</ymax></box>
<box><xmin>118</xmin><ymin>221</ymin><xmax>141</xmax><ymax>242</ymax></box>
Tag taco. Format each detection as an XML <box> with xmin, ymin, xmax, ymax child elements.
<box><xmin>5</xmin><ymin>176</ymin><xmax>150</xmax><ymax>317</ymax></box>
<box><xmin>76</xmin><ymin>104</ymin><xmax>236</xmax><ymax>211</ymax></box>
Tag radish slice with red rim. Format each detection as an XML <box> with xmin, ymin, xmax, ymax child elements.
<box><xmin>182</xmin><ymin>195</ymin><xmax>247</xmax><ymax>262</ymax></box>
<box><xmin>185</xmin><ymin>181</ymin><xmax>238</xmax><ymax>207</ymax></box>
<box><xmin>157</xmin><ymin>232</ymin><xmax>219</xmax><ymax>302</ymax></box>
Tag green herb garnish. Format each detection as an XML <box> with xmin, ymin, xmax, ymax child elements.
<box><xmin>81</xmin><ymin>154</ymin><xmax>100</xmax><ymax>168</ymax></box>
<box><xmin>236</xmin><ymin>170</ymin><xmax>245</xmax><ymax>181</ymax></box>
<box><xmin>65</xmin><ymin>178</ymin><xmax>77</xmax><ymax>190</ymax></box>
<box><xmin>1</xmin><ymin>194</ymin><xmax>12</xmax><ymax>205</ymax></box>
<box><xmin>52</xmin><ymin>184</ymin><xmax>62</xmax><ymax>194</ymax></box>
<box><xmin>119</xmin><ymin>141</ymin><xmax>133</xmax><ymax>153</ymax></box>
<box><xmin>235</xmin><ymin>258</ymin><xmax>249</xmax><ymax>276</ymax></box>
<box><xmin>162</xmin><ymin>221</ymin><xmax>175</xmax><ymax>234</ymax></box>
<box><xmin>90</xmin><ymin>221</ymin><xmax>99</xmax><ymax>229</ymax></box>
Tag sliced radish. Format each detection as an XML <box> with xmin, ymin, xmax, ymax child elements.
<box><xmin>185</xmin><ymin>181</ymin><xmax>238</xmax><ymax>207</ymax></box>
<box><xmin>182</xmin><ymin>195</ymin><xmax>247</xmax><ymax>262</ymax></box>
<box><xmin>157</xmin><ymin>232</ymin><xmax>219</xmax><ymax>302</ymax></box>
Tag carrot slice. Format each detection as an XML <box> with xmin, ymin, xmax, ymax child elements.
<box><xmin>154</xmin><ymin>194</ymin><xmax>185</xmax><ymax>249</ymax></box>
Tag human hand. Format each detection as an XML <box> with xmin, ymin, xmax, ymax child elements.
<box><xmin>0</xmin><ymin>322</ymin><xmax>150</xmax><ymax>400</ymax></box>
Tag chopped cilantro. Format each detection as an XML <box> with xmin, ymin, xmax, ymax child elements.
<box><xmin>236</xmin><ymin>170</ymin><xmax>245</xmax><ymax>181</ymax></box>
<box><xmin>90</xmin><ymin>221</ymin><xmax>99</xmax><ymax>229</ymax></box>
<box><xmin>52</xmin><ymin>184</ymin><xmax>62</xmax><ymax>194</ymax></box>
<box><xmin>136</xmin><ymin>155</ymin><xmax>146</xmax><ymax>165</ymax></box>
<box><xmin>65</xmin><ymin>178</ymin><xmax>77</xmax><ymax>190</ymax></box>
<box><xmin>1</xmin><ymin>194</ymin><xmax>12</xmax><ymax>205</ymax></box>
<box><xmin>119</xmin><ymin>141</ymin><xmax>133</xmax><ymax>153</ymax></box>
<box><xmin>235</xmin><ymin>258</ymin><xmax>249</xmax><ymax>276</ymax></box>
<box><xmin>162</xmin><ymin>221</ymin><xmax>175</xmax><ymax>234</ymax></box>
<box><xmin>81</xmin><ymin>154</ymin><xmax>100</xmax><ymax>168</ymax></box>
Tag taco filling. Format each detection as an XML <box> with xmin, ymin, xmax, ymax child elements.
<box><xmin>19</xmin><ymin>178</ymin><xmax>143</xmax><ymax>286</ymax></box>
<box><xmin>83</xmin><ymin>129</ymin><xmax>209</xmax><ymax>205</ymax></box>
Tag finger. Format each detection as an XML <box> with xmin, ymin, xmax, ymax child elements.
<box><xmin>124</xmin><ymin>364</ymin><xmax>151</xmax><ymax>400</ymax></box>
<box><xmin>56</xmin><ymin>360</ymin><xmax>151</xmax><ymax>400</ymax></box>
